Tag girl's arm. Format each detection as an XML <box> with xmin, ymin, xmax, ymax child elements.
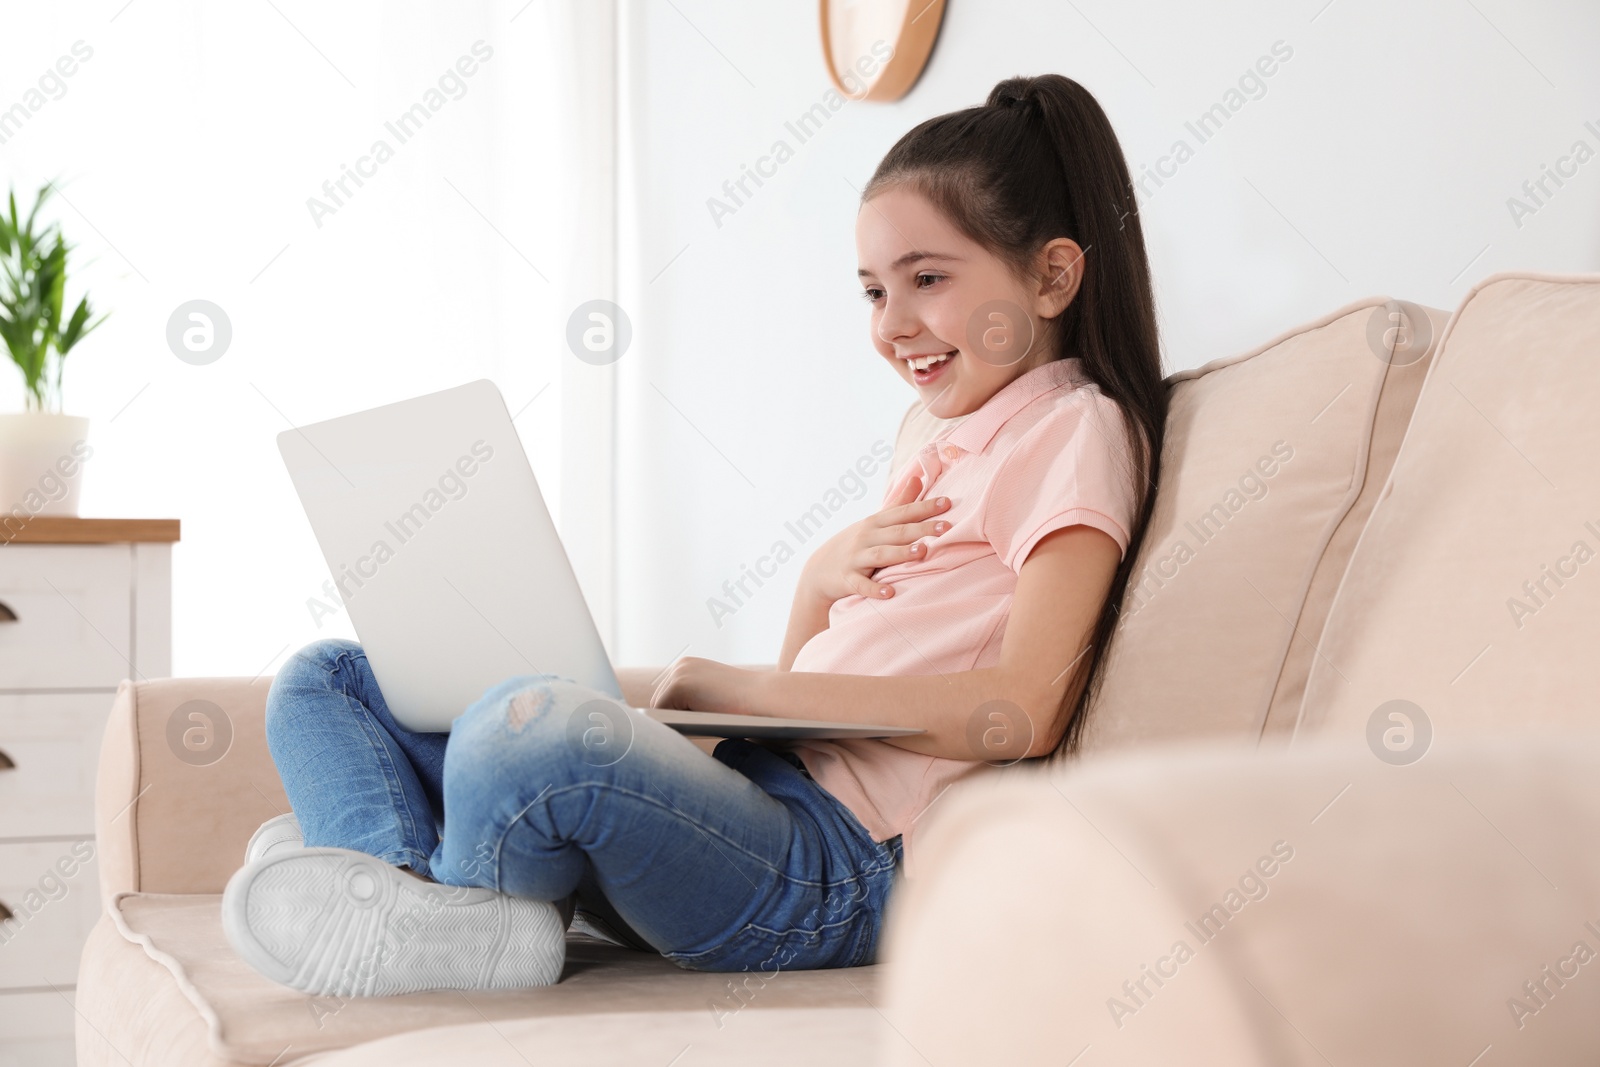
<box><xmin>775</xmin><ymin>476</ymin><xmax>950</xmax><ymax>671</ymax></box>
<box><xmin>776</xmin><ymin>590</ymin><xmax>834</xmax><ymax>671</ymax></box>
<box><xmin>655</xmin><ymin>523</ymin><xmax>1122</xmax><ymax>761</ymax></box>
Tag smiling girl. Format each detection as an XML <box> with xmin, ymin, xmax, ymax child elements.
<box><xmin>223</xmin><ymin>73</ymin><xmax>1166</xmax><ymax>996</ymax></box>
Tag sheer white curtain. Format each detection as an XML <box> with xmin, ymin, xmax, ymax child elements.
<box><xmin>0</xmin><ymin>1</ymin><xmax>607</xmax><ymax>676</ymax></box>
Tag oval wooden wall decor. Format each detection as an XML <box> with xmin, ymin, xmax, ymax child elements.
<box><xmin>820</xmin><ymin>0</ymin><xmax>946</xmax><ymax>102</ymax></box>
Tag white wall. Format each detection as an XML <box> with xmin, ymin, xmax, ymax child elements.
<box><xmin>612</xmin><ymin>0</ymin><xmax>1600</xmax><ymax>668</ymax></box>
<box><xmin>6</xmin><ymin>1</ymin><xmax>1598</xmax><ymax>681</ymax></box>
<box><xmin>1</xmin><ymin>2</ymin><xmax>574</xmax><ymax>677</ymax></box>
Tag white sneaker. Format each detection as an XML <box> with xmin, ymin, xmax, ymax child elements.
<box><xmin>221</xmin><ymin>847</ymin><xmax>566</xmax><ymax>996</ymax></box>
<box><xmin>244</xmin><ymin>813</ymin><xmax>304</xmax><ymax>864</ymax></box>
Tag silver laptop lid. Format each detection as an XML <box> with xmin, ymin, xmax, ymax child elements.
<box><xmin>279</xmin><ymin>379</ymin><xmax>621</xmax><ymax>731</ymax></box>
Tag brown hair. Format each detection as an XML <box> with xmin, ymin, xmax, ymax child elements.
<box><xmin>862</xmin><ymin>74</ymin><xmax>1166</xmax><ymax>758</ymax></box>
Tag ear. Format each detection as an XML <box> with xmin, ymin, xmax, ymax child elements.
<box><xmin>1031</xmin><ymin>238</ymin><xmax>1086</xmax><ymax>320</ymax></box>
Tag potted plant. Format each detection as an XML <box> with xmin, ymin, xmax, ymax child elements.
<box><xmin>0</xmin><ymin>182</ymin><xmax>105</xmax><ymax>518</ymax></box>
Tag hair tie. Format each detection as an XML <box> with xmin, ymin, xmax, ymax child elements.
<box><xmin>996</xmin><ymin>90</ymin><xmax>1039</xmax><ymax>114</ymax></box>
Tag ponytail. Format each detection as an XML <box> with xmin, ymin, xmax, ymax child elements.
<box><xmin>863</xmin><ymin>74</ymin><xmax>1166</xmax><ymax>758</ymax></box>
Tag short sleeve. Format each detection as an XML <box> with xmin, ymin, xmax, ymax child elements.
<box><xmin>982</xmin><ymin>390</ymin><xmax>1138</xmax><ymax>573</ymax></box>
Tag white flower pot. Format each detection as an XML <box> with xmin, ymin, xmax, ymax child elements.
<box><xmin>0</xmin><ymin>413</ymin><xmax>92</xmax><ymax>519</ymax></box>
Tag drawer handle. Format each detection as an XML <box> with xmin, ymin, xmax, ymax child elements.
<box><xmin>0</xmin><ymin>747</ymin><xmax>11</xmax><ymax>770</ymax></box>
<box><xmin>0</xmin><ymin>601</ymin><xmax>14</xmax><ymax>622</ymax></box>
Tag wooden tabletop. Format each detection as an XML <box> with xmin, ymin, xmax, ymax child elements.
<box><xmin>0</xmin><ymin>517</ymin><xmax>181</xmax><ymax>545</ymax></box>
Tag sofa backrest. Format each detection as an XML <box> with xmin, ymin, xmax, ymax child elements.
<box><xmin>1081</xmin><ymin>298</ymin><xmax>1448</xmax><ymax>753</ymax></box>
<box><xmin>1293</xmin><ymin>272</ymin><xmax>1600</xmax><ymax>747</ymax></box>
<box><xmin>889</xmin><ymin>298</ymin><xmax>1449</xmax><ymax>754</ymax></box>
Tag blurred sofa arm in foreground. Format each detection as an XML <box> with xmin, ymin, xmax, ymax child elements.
<box><xmin>879</xmin><ymin>737</ymin><xmax>1600</xmax><ymax>1066</ymax></box>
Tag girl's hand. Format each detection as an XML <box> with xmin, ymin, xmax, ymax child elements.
<box><xmin>798</xmin><ymin>476</ymin><xmax>951</xmax><ymax>604</ymax></box>
<box><xmin>650</xmin><ymin>657</ymin><xmax>765</xmax><ymax>716</ymax></box>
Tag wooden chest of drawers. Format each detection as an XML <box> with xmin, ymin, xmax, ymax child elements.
<box><xmin>0</xmin><ymin>518</ymin><xmax>177</xmax><ymax>1067</ymax></box>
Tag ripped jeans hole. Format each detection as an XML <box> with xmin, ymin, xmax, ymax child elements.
<box><xmin>505</xmin><ymin>686</ymin><xmax>554</xmax><ymax>732</ymax></box>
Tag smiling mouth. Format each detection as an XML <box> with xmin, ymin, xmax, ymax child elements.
<box><xmin>903</xmin><ymin>350</ymin><xmax>957</xmax><ymax>383</ymax></box>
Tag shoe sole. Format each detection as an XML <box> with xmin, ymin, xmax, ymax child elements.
<box><xmin>221</xmin><ymin>847</ymin><xmax>565</xmax><ymax>996</ymax></box>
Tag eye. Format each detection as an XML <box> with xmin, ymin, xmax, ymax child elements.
<box><xmin>860</xmin><ymin>287</ymin><xmax>884</xmax><ymax>303</ymax></box>
<box><xmin>915</xmin><ymin>272</ymin><xmax>945</xmax><ymax>289</ymax></box>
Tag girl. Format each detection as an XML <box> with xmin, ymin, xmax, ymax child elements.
<box><xmin>222</xmin><ymin>73</ymin><xmax>1165</xmax><ymax>996</ymax></box>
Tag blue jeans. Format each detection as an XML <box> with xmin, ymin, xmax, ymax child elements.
<box><xmin>263</xmin><ymin>639</ymin><xmax>902</xmax><ymax>972</ymax></box>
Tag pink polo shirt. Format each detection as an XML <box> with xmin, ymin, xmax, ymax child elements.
<box><xmin>787</xmin><ymin>357</ymin><xmax>1137</xmax><ymax>876</ymax></box>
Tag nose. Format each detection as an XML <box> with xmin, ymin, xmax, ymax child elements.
<box><xmin>876</xmin><ymin>295</ymin><xmax>920</xmax><ymax>348</ymax></box>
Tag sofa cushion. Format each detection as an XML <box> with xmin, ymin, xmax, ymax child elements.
<box><xmin>1296</xmin><ymin>272</ymin><xmax>1600</xmax><ymax>743</ymax></box>
<box><xmin>1082</xmin><ymin>297</ymin><xmax>1448</xmax><ymax>753</ymax></box>
<box><xmin>82</xmin><ymin>893</ymin><xmax>886</xmax><ymax>1066</ymax></box>
<box><xmin>296</xmin><ymin>1007</ymin><xmax>890</xmax><ymax>1066</ymax></box>
<box><xmin>77</xmin><ymin>911</ymin><xmax>230</xmax><ymax>1067</ymax></box>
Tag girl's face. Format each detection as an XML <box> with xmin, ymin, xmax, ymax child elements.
<box><xmin>856</xmin><ymin>184</ymin><xmax>1083</xmax><ymax>419</ymax></box>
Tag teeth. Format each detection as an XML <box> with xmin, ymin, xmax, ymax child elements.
<box><xmin>909</xmin><ymin>352</ymin><xmax>953</xmax><ymax>371</ymax></box>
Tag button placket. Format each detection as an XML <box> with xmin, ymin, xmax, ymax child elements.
<box><xmin>914</xmin><ymin>444</ymin><xmax>945</xmax><ymax>495</ymax></box>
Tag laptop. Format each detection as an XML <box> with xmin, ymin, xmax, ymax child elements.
<box><xmin>277</xmin><ymin>379</ymin><xmax>922</xmax><ymax>741</ymax></box>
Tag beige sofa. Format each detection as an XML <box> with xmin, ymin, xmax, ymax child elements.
<box><xmin>77</xmin><ymin>272</ymin><xmax>1600</xmax><ymax>1064</ymax></box>
<box><xmin>880</xmin><ymin>736</ymin><xmax>1600</xmax><ymax>1066</ymax></box>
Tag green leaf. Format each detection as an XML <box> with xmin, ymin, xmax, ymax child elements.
<box><xmin>0</xmin><ymin>179</ymin><xmax>104</xmax><ymax>412</ymax></box>
<box><xmin>57</xmin><ymin>297</ymin><xmax>102</xmax><ymax>355</ymax></box>
<box><xmin>22</xmin><ymin>183</ymin><xmax>51</xmax><ymax>243</ymax></box>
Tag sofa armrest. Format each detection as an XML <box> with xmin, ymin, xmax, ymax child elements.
<box><xmin>878</xmin><ymin>738</ymin><xmax>1600</xmax><ymax>1065</ymax></box>
<box><xmin>95</xmin><ymin>676</ymin><xmax>283</xmax><ymax>902</ymax></box>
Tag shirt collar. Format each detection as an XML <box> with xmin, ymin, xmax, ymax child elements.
<box><xmin>936</xmin><ymin>357</ymin><xmax>1089</xmax><ymax>456</ymax></box>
